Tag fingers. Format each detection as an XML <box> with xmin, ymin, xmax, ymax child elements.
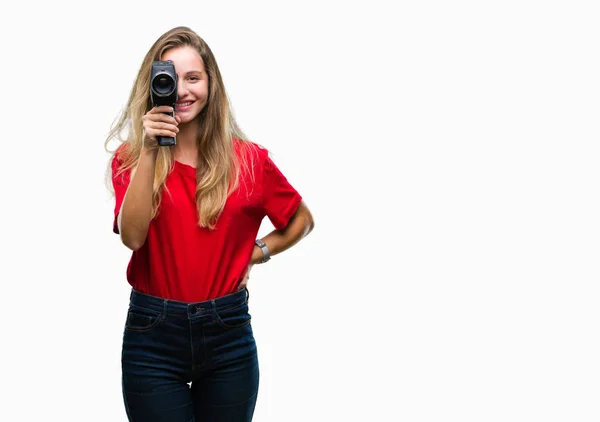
<box><xmin>145</xmin><ymin>121</ymin><xmax>179</xmax><ymax>135</ymax></box>
<box><xmin>148</xmin><ymin>105</ymin><xmax>176</xmax><ymax>115</ymax></box>
<box><xmin>143</xmin><ymin>124</ymin><xmax>178</xmax><ymax>142</ymax></box>
<box><xmin>142</xmin><ymin>106</ymin><xmax>179</xmax><ymax>144</ymax></box>
<box><xmin>143</xmin><ymin>107</ymin><xmax>178</xmax><ymax>124</ymax></box>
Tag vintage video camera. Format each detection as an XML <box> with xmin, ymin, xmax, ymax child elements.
<box><xmin>150</xmin><ymin>60</ymin><xmax>178</xmax><ymax>146</ymax></box>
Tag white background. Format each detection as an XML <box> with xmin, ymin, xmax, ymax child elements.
<box><xmin>1</xmin><ymin>1</ymin><xmax>599</xmax><ymax>421</ymax></box>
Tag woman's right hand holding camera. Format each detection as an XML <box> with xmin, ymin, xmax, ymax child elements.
<box><xmin>142</xmin><ymin>106</ymin><xmax>180</xmax><ymax>152</ymax></box>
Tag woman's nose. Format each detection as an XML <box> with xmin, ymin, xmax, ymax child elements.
<box><xmin>177</xmin><ymin>80</ymin><xmax>188</xmax><ymax>98</ymax></box>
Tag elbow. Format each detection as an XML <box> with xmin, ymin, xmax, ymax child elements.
<box><xmin>300</xmin><ymin>206</ymin><xmax>314</xmax><ymax>237</ymax></box>
<box><xmin>118</xmin><ymin>212</ymin><xmax>148</xmax><ymax>251</ymax></box>
<box><xmin>121</xmin><ymin>233</ymin><xmax>145</xmax><ymax>252</ymax></box>
<box><xmin>305</xmin><ymin>213</ymin><xmax>315</xmax><ymax>236</ymax></box>
<box><xmin>119</xmin><ymin>227</ymin><xmax>147</xmax><ymax>251</ymax></box>
<box><xmin>124</xmin><ymin>239</ymin><xmax>144</xmax><ymax>252</ymax></box>
<box><xmin>294</xmin><ymin>201</ymin><xmax>314</xmax><ymax>237</ymax></box>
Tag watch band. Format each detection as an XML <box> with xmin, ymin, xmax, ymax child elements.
<box><xmin>255</xmin><ymin>239</ymin><xmax>270</xmax><ymax>263</ymax></box>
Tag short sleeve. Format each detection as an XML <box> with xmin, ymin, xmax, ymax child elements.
<box><xmin>262</xmin><ymin>154</ymin><xmax>302</xmax><ymax>230</ymax></box>
<box><xmin>111</xmin><ymin>152</ymin><xmax>131</xmax><ymax>234</ymax></box>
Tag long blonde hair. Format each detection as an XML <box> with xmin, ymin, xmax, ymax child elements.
<box><xmin>104</xmin><ymin>26</ymin><xmax>256</xmax><ymax>229</ymax></box>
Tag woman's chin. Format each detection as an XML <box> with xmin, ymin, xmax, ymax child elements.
<box><xmin>178</xmin><ymin>114</ymin><xmax>198</xmax><ymax>125</ymax></box>
<box><xmin>177</xmin><ymin>108</ymin><xmax>204</xmax><ymax>125</ymax></box>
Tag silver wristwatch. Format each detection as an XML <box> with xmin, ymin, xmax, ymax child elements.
<box><xmin>255</xmin><ymin>239</ymin><xmax>271</xmax><ymax>263</ymax></box>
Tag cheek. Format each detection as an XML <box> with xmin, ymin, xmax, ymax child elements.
<box><xmin>193</xmin><ymin>83</ymin><xmax>209</xmax><ymax>101</ymax></box>
<box><xmin>201</xmin><ymin>84</ymin><xmax>209</xmax><ymax>101</ymax></box>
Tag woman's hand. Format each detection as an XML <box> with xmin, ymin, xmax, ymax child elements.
<box><xmin>237</xmin><ymin>245</ymin><xmax>263</xmax><ymax>290</ymax></box>
<box><xmin>141</xmin><ymin>106</ymin><xmax>181</xmax><ymax>151</ymax></box>
<box><xmin>237</xmin><ymin>263</ymin><xmax>254</xmax><ymax>291</ymax></box>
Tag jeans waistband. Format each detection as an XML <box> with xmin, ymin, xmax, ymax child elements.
<box><xmin>128</xmin><ymin>288</ymin><xmax>249</xmax><ymax>319</ymax></box>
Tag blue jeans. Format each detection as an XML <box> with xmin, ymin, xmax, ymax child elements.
<box><xmin>121</xmin><ymin>288</ymin><xmax>259</xmax><ymax>422</ymax></box>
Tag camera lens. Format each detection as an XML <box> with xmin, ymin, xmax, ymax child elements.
<box><xmin>152</xmin><ymin>73</ymin><xmax>175</xmax><ymax>95</ymax></box>
<box><xmin>157</xmin><ymin>76</ymin><xmax>170</xmax><ymax>88</ymax></box>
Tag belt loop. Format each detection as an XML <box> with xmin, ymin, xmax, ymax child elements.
<box><xmin>162</xmin><ymin>300</ymin><xmax>168</xmax><ymax>320</ymax></box>
<box><xmin>210</xmin><ymin>299</ymin><xmax>217</xmax><ymax>318</ymax></box>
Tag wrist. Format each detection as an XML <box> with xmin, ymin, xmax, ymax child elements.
<box><xmin>251</xmin><ymin>246</ymin><xmax>262</xmax><ymax>265</ymax></box>
<box><xmin>141</xmin><ymin>145</ymin><xmax>159</xmax><ymax>156</ymax></box>
<box><xmin>254</xmin><ymin>239</ymin><xmax>271</xmax><ymax>263</ymax></box>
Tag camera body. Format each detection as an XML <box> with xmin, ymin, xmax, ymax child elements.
<box><xmin>150</xmin><ymin>60</ymin><xmax>178</xmax><ymax>146</ymax></box>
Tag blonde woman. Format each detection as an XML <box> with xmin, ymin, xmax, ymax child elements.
<box><xmin>105</xmin><ymin>26</ymin><xmax>314</xmax><ymax>422</ymax></box>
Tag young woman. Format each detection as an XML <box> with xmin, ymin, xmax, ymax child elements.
<box><xmin>104</xmin><ymin>26</ymin><xmax>314</xmax><ymax>422</ymax></box>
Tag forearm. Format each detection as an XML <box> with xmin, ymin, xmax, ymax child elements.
<box><xmin>250</xmin><ymin>201</ymin><xmax>314</xmax><ymax>264</ymax></box>
<box><xmin>119</xmin><ymin>147</ymin><xmax>158</xmax><ymax>251</ymax></box>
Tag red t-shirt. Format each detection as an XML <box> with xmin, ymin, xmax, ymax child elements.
<box><xmin>111</xmin><ymin>140</ymin><xmax>302</xmax><ymax>302</ymax></box>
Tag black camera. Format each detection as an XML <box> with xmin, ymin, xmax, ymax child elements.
<box><xmin>150</xmin><ymin>60</ymin><xmax>178</xmax><ymax>146</ymax></box>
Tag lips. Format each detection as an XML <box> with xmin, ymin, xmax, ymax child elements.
<box><xmin>176</xmin><ymin>101</ymin><xmax>195</xmax><ymax>111</ymax></box>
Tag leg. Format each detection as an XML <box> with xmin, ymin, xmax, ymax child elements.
<box><xmin>190</xmin><ymin>353</ymin><xmax>259</xmax><ymax>422</ymax></box>
<box><xmin>122</xmin><ymin>376</ymin><xmax>194</xmax><ymax>422</ymax></box>
<box><xmin>191</xmin><ymin>324</ymin><xmax>260</xmax><ymax>422</ymax></box>
<box><xmin>121</xmin><ymin>303</ymin><xmax>194</xmax><ymax>422</ymax></box>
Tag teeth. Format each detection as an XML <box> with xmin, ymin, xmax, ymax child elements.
<box><xmin>177</xmin><ymin>102</ymin><xmax>193</xmax><ymax>107</ymax></box>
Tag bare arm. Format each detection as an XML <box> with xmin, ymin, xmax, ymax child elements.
<box><xmin>118</xmin><ymin>147</ymin><xmax>158</xmax><ymax>251</ymax></box>
<box><xmin>118</xmin><ymin>106</ymin><xmax>180</xmax><ymax>251</ymax></box>
<box><xmin>249</xmin><ymin>200</ymin><xmax>315</xmax><ymax>265</ymax></box>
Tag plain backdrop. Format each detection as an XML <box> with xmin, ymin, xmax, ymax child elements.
<box><xmin>1</xmin><ymin>1</ymin><xmax>599</xmax><ymax>421</ymax></box>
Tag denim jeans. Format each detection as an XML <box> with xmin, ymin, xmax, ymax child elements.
<box><xmin>121</xmin><ymin>288</ymin><xmax>259</xmax><ymax>422</ymax></box>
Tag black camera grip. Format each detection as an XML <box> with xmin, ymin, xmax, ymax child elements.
<box><xmin>157</xmin><ymin>110</ymin><xmax>176</xmax><ymax>147</ymax></box>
